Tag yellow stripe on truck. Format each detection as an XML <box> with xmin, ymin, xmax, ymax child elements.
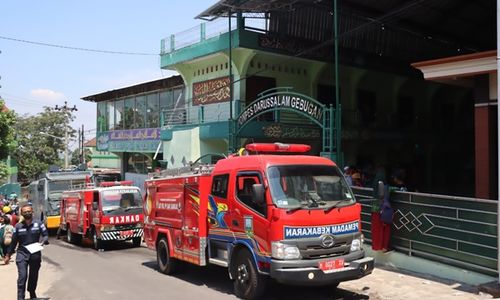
<box><xmin>46</xmin><ymin>216</ymin><xmax>60</xmax><ymax>229</ymax></box>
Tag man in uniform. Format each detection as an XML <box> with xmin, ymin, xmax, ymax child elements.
<box><xmin>4</xmin><ymin>204</ymin><xmax>49</xmax><ymax>300</ymax></box>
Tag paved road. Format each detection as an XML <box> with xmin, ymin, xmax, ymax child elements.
<box><xmin>0</xmin><ymin>236</ymin><xmax>494</xmax><ymax>299</ymax></box>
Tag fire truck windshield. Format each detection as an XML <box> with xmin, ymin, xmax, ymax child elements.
<box><xmin>267</xmin><ymin>165</ymin><xmax>355</xmax><ymax>211</ymax></box>
<box><xmin>101</xmin><ymin>189</ymin><xmax>142</xmax><ymax>216</ymax></box>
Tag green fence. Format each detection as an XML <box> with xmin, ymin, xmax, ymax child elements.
<box><xmin>352</xmin><ymin>187</ymin><xmax>498</xmax><ymax>277</ymax></box>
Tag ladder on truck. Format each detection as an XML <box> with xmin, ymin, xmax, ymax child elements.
<box><xmin>148</xmin><ymin>153</ymin><xmax>224</xmax><ymax>179</ymax></box>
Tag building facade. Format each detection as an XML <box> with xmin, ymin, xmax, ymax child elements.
<box><xmin>83</xmin><ymin>0</ymin><xmax>495</xmax><ymax>198</ymax></box>
<box><xmin>156</xmin><ymin>0</ymin><xmax>493</xmax><ymax>197</ymax></box>
<box><xmin>82</xmin><ymin>76</ymin><xmax>184</xmax><ymax>188</ymax></box>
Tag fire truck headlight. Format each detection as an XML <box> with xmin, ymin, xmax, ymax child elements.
<box><xmin>272</xmin><ymin>242</ymin><xmax>301</xmax><ymax>260</ymax></box>
<box><xmin>350</xmin><ymin>238</ymin><xmax>362</xmax><ymax>252</ymax></box>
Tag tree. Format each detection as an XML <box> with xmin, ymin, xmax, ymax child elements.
<box><xmin>0</xmin><ymin>99</ymin><xmax>16</xmax><ymax>181</ymax></box>
<box><xmin>70</xmin><ymin>148</ymin><xmax>91</xmax><ymax>167</ymax></box>
<box><xmin>13</xmin><ymin>107</ymin><xmax>76</xmax><ymax>184</ymax></box>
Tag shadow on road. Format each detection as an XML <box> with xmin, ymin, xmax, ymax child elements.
<box><xmin>51</xmin><ymin>236</ymin><xmax>141</xmax><ymax>253</ymax></box>
<box><xmin>141</xmin><ymin>260</ymin><xmax>372</xmax><ymax>300</ymax></box>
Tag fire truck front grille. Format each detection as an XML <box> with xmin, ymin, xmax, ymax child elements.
<box><xmin>300</xmin><ymin>242</ymin><xmax>348</xmax><ymax>259</ymax></box>
<box><xmin>114</xmin><ymin>224</ymin><xmax>137</xmax><ymax>230</ymax></box>
<box><xmin>290</xmin><ymin>235</ymin><xmax>353</xmax><ymax>259</ymax></box>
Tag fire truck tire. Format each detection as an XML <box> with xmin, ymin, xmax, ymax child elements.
<box><xmin>232</xmin><ymin>250</ymin><xmax>266</xmax><ymax>300</ymax></box>
<box><xmin>132</xmin><ymin>237</ymin><xmax>142</xmax><ymax>247</ymax></box>
<box><xmin>157</xmin><ymin>237</ymin><xmax>177</xmax><ymax>274</ymax></box>
<box><xmin>66</xmin><ymin>225</ymin><xmax>81</xmax><ymax>245</ymax></box>
<box><xmin>92</xmin><ymin>229</ymin><xmax>104</xmax><ymax>250</ymax></box>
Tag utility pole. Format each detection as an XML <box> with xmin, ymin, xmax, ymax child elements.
<box><xmin>54</xmin><ymin>101</ymin><xmax>77</xmax><ymax>169</ymax></box>
<box><xmin>81</xmin><ymin>124</ymin><xmax>85</xmax><ymax>165</ymax></box>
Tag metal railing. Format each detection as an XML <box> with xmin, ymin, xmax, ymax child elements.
<box><xmin>352</xmin><ymin>187</ymin><xmax>498</xmax><ymax>277</ymax></box>
<box><xmin>161</xmin><ymin>18</ymin><xmax>238</xmax><ymax>54</ymax></box>
<box><xmin>161</xmin><ymin>104</ymin><xmax>231</xmax><ymax>128</ymax></box>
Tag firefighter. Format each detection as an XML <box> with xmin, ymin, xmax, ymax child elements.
<box><xmin>4</xmin><ymin>204</ymin><xmax>49</xmax><ymax>300</ymax></box>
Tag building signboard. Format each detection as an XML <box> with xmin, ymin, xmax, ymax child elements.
<box><xmin>97</xmin><ymin>128</ymin><xmax>161</xmax><ymax>152</ymax></box>
<box><xmin>192</xmin><ymin>76</ymin><xmax>230</xmax><ymax>106</ymax></box>
<box><xmin>238</xmin><ymin>94</ymin><xmax>324</xmax><ymax>127</ymax></box>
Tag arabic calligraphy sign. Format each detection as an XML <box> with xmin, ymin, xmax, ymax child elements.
<box><xmin>97</xmin><ymin>129</ymin><xmax>161</xmax><ymax>152</ymax></box>
<box><xmin>192</xmin><ymin>76</ymin><xmax>230</xmax><ymax>106</ymax></box>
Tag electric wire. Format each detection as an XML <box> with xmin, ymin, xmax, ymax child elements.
<box><xmin>0</xmin><ymin>35</ymin><xmax>158</xmax><ymax>56</ymax></box>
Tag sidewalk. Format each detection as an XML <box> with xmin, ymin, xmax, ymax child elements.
<box><xmin>0</xmin><ymin>254</ymin><xmax>58</xmax><ymax>300</ymax></box>
<box><xmin>341</xmin><ymin>265</ymin><xmax>494</xmax><ymax>300</ymax></box>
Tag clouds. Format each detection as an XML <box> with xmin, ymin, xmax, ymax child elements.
<box><xmin>30</xmin><ymin>88</ymin><xmax>66</xmax><ymax>103</ymax></box>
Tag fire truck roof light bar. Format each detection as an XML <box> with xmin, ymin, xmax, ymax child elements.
<box><xmin>99</xmin><ymin>180</ymin><xmax>134</xmax><ymax>187</ymax></box>
<box><xmin>245</xmin><ymin>143</ymin><xmax>311</xmax><ymax>153</ymax></box>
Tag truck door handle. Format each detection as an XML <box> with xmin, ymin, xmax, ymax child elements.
<box><xmin>232</xmin><ymin>220</ymin><xmax>239</xmax><ymax>227</ymax></box>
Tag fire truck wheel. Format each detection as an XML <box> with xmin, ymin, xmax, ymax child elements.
<box><xmin>66</xmin><ymin>225</ymin><xmax>81</xmax><ymax>245</ymax></box>
<box><xmin>157</xmin><ymin>237</ymin><xmax>177</xmax><ymax>274</ymax></box>
<box><xmin>66</xmin><ymin>226</ymin><xmax>72</xmax><ymax>243</ymax></box>
<box><xmin>232</xmin><ymin>250</ymin><xmax>266</xmax><ymax>300</ymax></box>
<box><xmin>92</xmin><ymin>229</ymin><xmax>104</xmax><ymax>250</ymax></box>
<box><xmin>132</xmin><ymin>237</ymin><xmax>142</xmax><ymax>247</ymax></box>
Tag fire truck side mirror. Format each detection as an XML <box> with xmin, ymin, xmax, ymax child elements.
<box><xmin>92</xmin><ymin>202</ymin><xmax>98</xmax><ymax>210</ymax></box>
<box><xmin>252</xmin><ymin>184</ymin><xmax>265</xmax><ymax>206</ymax></box>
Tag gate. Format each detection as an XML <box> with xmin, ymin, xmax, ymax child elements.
<box><xmin>232</xmin><ymin>87</ymin><xmax>341</xmax><ymax>164</ymax></box>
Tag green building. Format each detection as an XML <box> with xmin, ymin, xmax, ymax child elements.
<box><xmin>84</xmin><ymin>0</ymin><xmax>495</xmax><ymax>198</ymax></box>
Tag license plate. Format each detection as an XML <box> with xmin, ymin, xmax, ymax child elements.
<box><xmin>120</xmin><ymin>230</ymin><xmax>133</xmax><ymax>236</ymax></box>
<box><xmin>319</xmin><ymin>258</ymin><xmax>344</xmax><ymax>272</ymax></box>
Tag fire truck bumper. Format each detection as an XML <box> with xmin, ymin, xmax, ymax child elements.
<box><xmin>270</xmin><ymin>255</ymin><xmax>374</xmax><ymax>286</ymax></box>
<box><xmin>100</xmin><ymin>228</ymin><xmax>143</xmax><ymax>241</ymax></box>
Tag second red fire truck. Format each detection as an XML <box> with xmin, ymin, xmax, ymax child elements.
<box><xmin>144</xmin><ymin>143</ymin><xmax>374</xmax><ymax>299</ymax></box>
<box><xmin>60</xmin><ymin>181</ymin><xmax>144</xmax><ymax>250</ymax></box>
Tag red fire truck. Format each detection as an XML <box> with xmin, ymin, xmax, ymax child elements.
<box><xmin>144</xmin><ymin>143</ymin><xmax>374</xmax><ymax>299</ymax></box>
<box><xmin>60</xmin><ymin>181</ymin><xmax>144</xmax><ymax>250</ymax></box>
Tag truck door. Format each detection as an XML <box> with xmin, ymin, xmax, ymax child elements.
<box><xmin>230</xmin><ymin>171</ymin><xmax>270</xmax><ymax>255</ymax></box>
<box><xmin>182</xmin><ymin>182</ymin><xmax>201</xmax><ymax>265</ymax></box>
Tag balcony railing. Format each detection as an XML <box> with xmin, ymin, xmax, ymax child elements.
<box><xmin>160</xmin><ymin>15</ymin><xmax>269</xmax><ymax>54</ymax></box>
<box><xmin>161</xmin><ymin>18</ymin><xmax>238</xmax><ymax>54</ymax></box>
<box><xmin>161</xmin><ymin>104</ymin><xmax>231</xmax><ymax>128</ymax></box>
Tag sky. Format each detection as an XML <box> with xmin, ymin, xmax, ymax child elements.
<box><xmin>0</xmin><ymin>0</ymin><xmax>217</xmax><ymax>143</ymax></box>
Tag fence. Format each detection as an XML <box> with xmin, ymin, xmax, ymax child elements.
<box><xmin>352</xmin><ymin>187</ymin><xmax>498</xmax><ymax>277</ymax></box>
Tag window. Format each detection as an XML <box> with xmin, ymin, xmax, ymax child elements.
<box><xmin>211</xmin><ymin>174</ymin><xmax>229</xmax><ymax>198</ymax></box>
<box><xmin>146</xmin><ymin>93</ymin><xmax>159</xmax><ymax>128</ymax></box>
<box><xmin>114</xmin><ymin>100</ymin><xmax>124</xmax><ymax>130</ymax></box>
<box><xmin>159</xmin><ymin>90</ymin><xmax>173</xmax><ymax>126</ymax></box>
<box><xmin>236</xmin><ymin>172</ymin><xmax>265</xmax><ymax>216</ymax></box>
<box><xmin>97</xmin><ymin>102</ymin><xmax>108</xmax><ymax>132</ymax></box>
<box><xmin>135</xmin><ymin>96</ymin><xmax>146</xmax><ymax>129</ymax></box>
<box><xmin>172</xmin><ymin>87</ymin><xmax>185</xmax><ymax>107</ymax></box>
<box><xmin>124</xmin><ymin>98</ymin><xmax>135</xmax><ymax>129</ymax></box>
<box><xmin>107</xmin><ymin>101</ymin><xmax>116</xmax><ymax>130</ymax></box>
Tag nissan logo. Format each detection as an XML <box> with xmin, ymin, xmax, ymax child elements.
<box><xmin>321</xmin><ymin>234</ymin><xmax>335</xmax><ymax>248</ymax></box>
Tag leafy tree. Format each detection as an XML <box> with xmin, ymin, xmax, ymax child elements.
<box><xmin>0</xmin><ymin>99</ymin><xmax>16</xmax><ymax>181</ymax></box>
<box><xmin>14</xmin><ymin>107</ymin><xmax>76</xmax><ymax>184</ymax></box>
<box><xmin>70</xmin><ymin>148</ymin><xmax>91</xmax><ymax>166</ymax></box>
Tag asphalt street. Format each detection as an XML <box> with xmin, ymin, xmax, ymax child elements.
<box><xmin>0</xmin><ymin>236</ymin><xmax>495</xmax><ymax>300</ymax></box>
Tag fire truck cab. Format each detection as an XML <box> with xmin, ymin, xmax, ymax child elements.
<box><xmin>144</xmin><ymin>143</ymin><xmax>374</xmax><ymax>299</ymax></box>
<box><xmin>60</xmin><ymin>181</ymin><xmax>144</xmax><ymax>250</ymax></box>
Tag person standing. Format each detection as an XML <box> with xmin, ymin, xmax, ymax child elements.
<box><xmin>370</xmin><ymin>166</ymin><xmax>387</xmax><ymax>251</ymax></box>
<box><xmin>4</xmin><ymin>204</ymin><xmax>49</xmax><ymax>300</ymax></box>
